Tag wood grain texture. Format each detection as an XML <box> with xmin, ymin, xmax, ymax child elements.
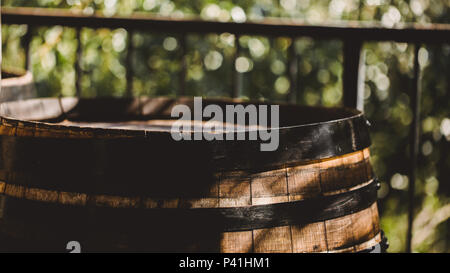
<box><xmin>220</xmin><ymin>231</ymin><xmax>253</xmax><ymax>253</ymax></box>
<box><xmin>291</xmin><ymin>222</ymin><xmax>328</xmax><ymax>252</ymax></box>
<box><xmin>0</xmin><ymin>148</ymin><xmax>378</xmax><ymax>252</ymax></box>
<box><xmin>253</xmin><ymin>226</ymin><xmax>293</xmax><ymax>253</ymax></box>
<box><xmin>220</xmin><ymin>204</ymin><xmax>380</xmax><ymax>253</ymax></box>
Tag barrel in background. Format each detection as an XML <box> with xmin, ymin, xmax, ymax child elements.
<box><xmin>0</xmin><ymin>69</ymin><xmax>36</xmax><ymax>102</ymax></box>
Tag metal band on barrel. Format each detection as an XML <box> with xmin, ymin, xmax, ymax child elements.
<box><xmin>1</xmin><ymin>178</ymin><xmax>378</xmax><ymax>232</ymax></box>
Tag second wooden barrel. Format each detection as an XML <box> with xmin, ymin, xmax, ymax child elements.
<box><xmin>0</xmin><ymin>97</ymin><xmax>380</xmax><ymax>252</ymax></box>
<box><xmin>1</xmin><ymin>69</ymin><xmax>36</xmax><ymax>102</ymax></box>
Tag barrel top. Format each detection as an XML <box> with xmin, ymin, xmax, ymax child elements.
<box><xmin>0</xmin><ymin>96</ymin><xmax>364</xmax><ymax>132</ymax></box>
<box><xmin>0</xmin><ymin>96</ymin><xmax>371</xmax><ymax>170</ymax></box>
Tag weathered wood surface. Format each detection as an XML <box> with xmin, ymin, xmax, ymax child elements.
<box><xmin>0</xmin><ymin>97</ymin><xmax>379</xmax><ymax>252</ymax></box>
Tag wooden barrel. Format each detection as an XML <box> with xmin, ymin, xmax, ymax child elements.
<box><xmin>0</xmin><ymin>97</ymin><xmax>380</xmax><ymax>252</ymax></box>
<box><xmin>0</xmin><ymin>69</ymin><xmax>36</xmax><ymax>102</ymax></box>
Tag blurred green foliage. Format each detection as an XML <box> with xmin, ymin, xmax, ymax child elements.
<box><xmin>1</xmin><ymin>0</ymin><xmax>449</xmax><ymax>252</ymax></box>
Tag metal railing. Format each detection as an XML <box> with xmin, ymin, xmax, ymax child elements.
<box><xmin>2</xmin><ymin>6</ymin><xmax>450</xmax><ymax>252</ymax></box>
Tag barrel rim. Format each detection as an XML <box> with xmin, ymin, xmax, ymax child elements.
<box><xmin>1</xmin><ymin>68</ymin><xmax>33</xmax><ymax>88</ymax></box>
<box><xmin>0</xmin><ymin>96</ymin><xmax>366</xmax><ymax>137</ymax></box>
<box><xmin>0</xmin><ymin>96</ymin><xmax>371</xmax><ymax>170</ymax></box>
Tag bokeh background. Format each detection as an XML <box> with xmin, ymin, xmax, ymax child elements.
<box><xmin>1</xmin><ymin>0</ymin><xmax>449</xmax><ymax>253</ymax></box>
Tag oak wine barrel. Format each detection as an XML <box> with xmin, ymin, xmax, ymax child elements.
<box><xmin>0</xmin><ymin>97</ymin><xmax>381</xmax><ymax>252</ymax></box>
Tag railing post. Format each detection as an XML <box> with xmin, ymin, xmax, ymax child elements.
<box><xmin>179</xmin><ymin>34</ymin><xmax>186</xmax><ymax>96</ymax></box>
<box><xmin>23</xmin><ymin>25</ymin><xmax>32</xmax><ymax>71</ymax></box>
<box><xmin>406</xmin><ymin>43</ymin><xmax>422</xmax><ymax>253</ymax></box>
<box><xmin>287</xmin><ymin>37</ymin><xmax>299</xmax><ymax>104</ymax></box>
<box><xmin>343</xmin><ymin>39</ymin><xmax>363</xmax><ymax>110</ymax></box>
<box><xmin>232</xmin><ymin>34</ymin><xmax>242</xmax><ymax>98</ymax></box>
<box><xmin>125</xmin><ymin>29</ymin><xmax>134</xmax><ymax>97</ymax></box>
<box><xmin>75</xmin><ymin>27</ymin><xmax>82</xmax><ymax>97</ymax></box>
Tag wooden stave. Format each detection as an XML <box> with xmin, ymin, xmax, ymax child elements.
<box><xmin>0</xmin><ymin>175</ymin><xmax>380</xmax><ymax>252</ymax></box>
<box><xmin>220</xmin><ymin>203</ymin><xmax>380</xmax><ymax>253</ymax></box>
<box><xmin>0</xmin><ymin>195</ymin><xmax>379</xmax><ymax>253</ymax></box>
<box><xmin>0</xmin><ymin>157</ymin><xmax>379</xmax><ymax>252</ymax></box>
<box><xmin>0</xmin><ymin>147</ymin><xmax>373</xmax><ymax>203</ymax></box>
<box><xmin>0</xmin><ymin>176</ymin><xmax>378</xmax><ymax>232</ymax></box>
